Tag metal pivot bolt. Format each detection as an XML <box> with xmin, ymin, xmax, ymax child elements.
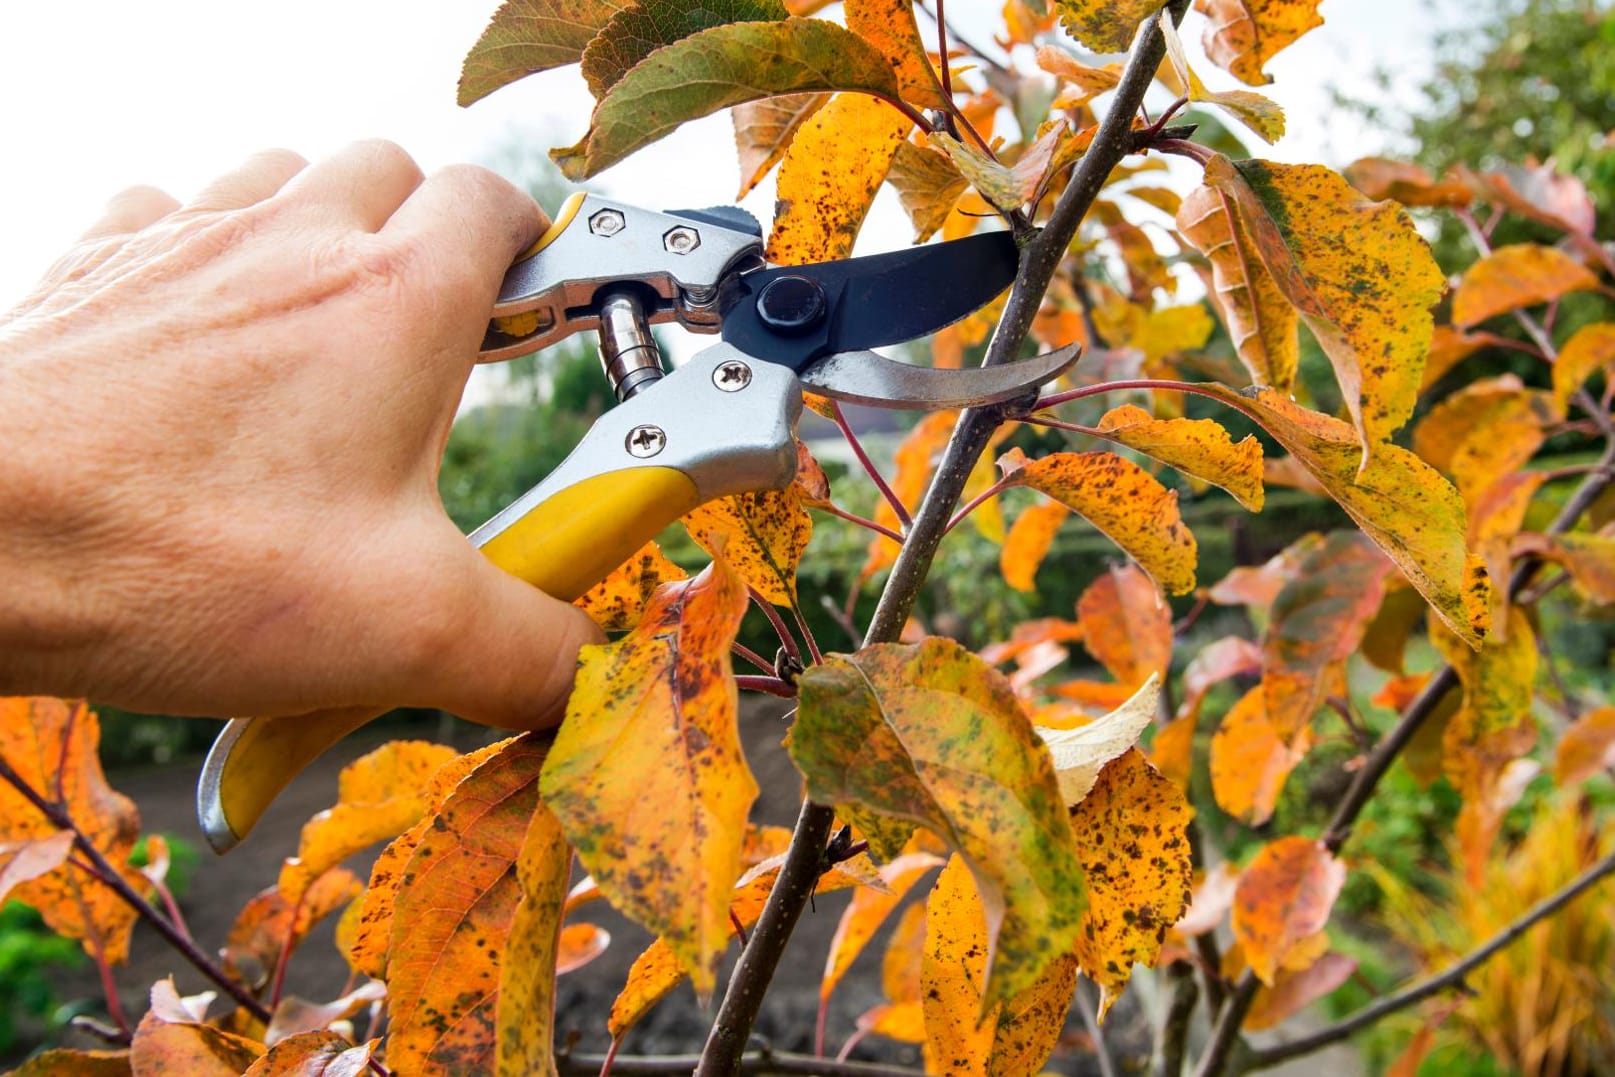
<box><xmin>626</xmin><ymin>425</ymin><xmax>667</xmax><ymax>458</ymax></box>
<box><xmin>589</xmin><ymin>209</ymin><xmax>626</xmax><ymax>237</ymax></box>
<box><xmin>756</xmin><ymin>275</ymin><xmax>827</xmax><ymax>336</ymax></box>
<box><xmin>713</xmin><ymin>360</ymin><xmax>752</xmax><ymax>392</ymax></box>
<box><xmin>663</xmin><ymin>226</ymin><xmax>701</xmax><ymax>254</ymax></box>
<box><xmin>597</xmin><ymin>289</ymin><xmax>665</xmax><ymax>402</ymax></box>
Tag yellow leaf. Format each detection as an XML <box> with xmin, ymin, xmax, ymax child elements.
<box><xmin>1422</xmin><ymin>325</ymin><xmax>1493</xmax><ymax>391</ymax></box>
<box><xmin>242</xmin><ymin>1032</ymin><xmax>377</xmax><ymax>1076</ymax></box>
<box><xmin>998</xmin><ymin>448</ymin><xmax>1199</xmax><ymax>596</ymax></box>
<box><xmin>1199</xmin><ymin>385</ymin><xmax>1490</xmax><ymax>647</ymax></box>
<box><xmin>1551</xmin><ymin>322</ymin><xmax>1615</xmax><ymax>416</ymax></box>
<box><xmin>1054</xmin><ymin>0</ymin><xmax>1168</xmax><ymax>52</ymax></box>
<box><xmin>574</xmin><ymin>540</ymin><xmax>689</xmax><ymax>632</ymax></box>
<box><xmin>1452</xmin><ymin>243</ymin><xmax>1600</xmax><ymax>329</ymax></box>
<box><xmin>936</xmin><ymin>123</ymin><xmax>1068</xmax><ymax>213</ymax></box>
<box><xmin>1210</xmin><ymin>686</ymin><xmax>1310</xmax><ymax>826</ymax></box>
<box><xmin>1036</xmin><ymin>675</ymin><xmax>1161</xmax><ymax>807</ymax></box>
<box><xmin>1131</xmin><ymin>303</ymin><xmax>1216</xmax><ymax>366</ymax></box>
<box><xmin>1555</xmin><ymin>706</ymin><xmax>1615</xmax><ymax>787</ymax></box>
<box><xmin>3</xmin><ymin>1050</ymin><xmax>131</xmax><ymax>1077</ymax></box>
<box><xmin>1069</xmin><ymin>749</ymin><xmax>1194</xmax><ymax>1020</ymax></box>
<box><xmin>1000</xmin><ymin>501</ymin><xmax>1069</xmax><ymax>592</ymax></box>
<box><xmin>386</xmin><ymin>736</ymin><xmax>551</xmax><ymax>1075</ymax></box>
<box><xmin>767</xmin><ymin>92</ymin><xmax>912</xmax><ymax>266</ymax></box>
<box><xmin>792</xmin><ymin>639</ymin><xmax>1087</xmax><ymax>1006</ymax></box>
<box><xmin>1201</xmin><ymin>157</ymin><xmax>1446</xmax><ymax>456</ymax></box>
<box><xmin>731</xmin><ymin>92</ymin><xmax>829</xmax><ymax>198</ymax></box>
<box><xmin>1176</xmin><ymin>184</ymin><xmax>1299</xmax><ymax>390</ymax></box>
<box><xmin>131</xmin><ymin>980</ymin><xmax>263</xmax><ymax>1077</ymax></box>
<box><xmin>0</xmin><ymin>699</ymin><xmax>144</xmax><ymax>964</ymax></box>
<box><xmin>278</xmin><ymin>740</ymin><xmax>459</xmax><ymax>907</ymax></box>
<box><xmin>347</xmin><ymin>738</ymin><xmax>514</xmax><ymax>978</ymax></box>
<box><xmin>1434</xmin><ymin>606</ymin><xmax>1539</xmax><ymax>885</ymax></box>
<box><xmin>1231</xmin><ymin>837</ymin><xmax>1344</xmax><ymax>986</ymax></box>
<box><xmin>457</xmin><ymin>0</ymin><xmax>628</xmax><ymax>106</ymax></box>
<box><xmin>684</xmin><ymin>489</ymin><xmax>811</xmax><ymax>606</ymax></box>
<box><xmin>542</xmin><ymin>558</ymin><xmax>755</xmax><ymax>996</ymax></box>
<box><xmin>822</xmin><ymin>852</ymin><xmax>944</xmax><ymax>1006</ymax></box>
<box><xmin>1096</xmin><ymin>403</ymin><xmax>1265</xmax><ymax>510</ymax></box>
<box><xmin>1514</xmin><ymin>532</ymin><xmax>1615</xmax><ymax>604</ymax></box>
<box><xmin>846</xmin><ymin>0</ymin><xmax>947</xmax><ymax>109</ymax></box>
<box><xmin>1034</xmin><ymin>46</ymin><xmax>1121</xmax><ymax>99</ymax></box>
<box><xmin>887</xmin><ymin>140</ymin><xmax>970</xmax><ymax>242</ymax></box>
<box><xmin>1412</xmin><ymin>377</ymin><xmax>1553</xmax><ymax>507</ymax></box>
<box><xmin>495</xmin><ymin>801</ymin><xmax>569</xmax><ymax>1077</ymax></box>
<box><xmin>1193</xmin><ymin>0</ymin><xmax>1325</xmax><ymax>86</ymax></box>
<box><xmin>1158</xmin><ymin>12</ymin><xmax>1285</xmax><ymax>143</ymax></box>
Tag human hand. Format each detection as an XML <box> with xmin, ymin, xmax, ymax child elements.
<box><xmin>0</xmin><ymin>141</ymin><xmax>601</xmax><ymax>730</ymax></box>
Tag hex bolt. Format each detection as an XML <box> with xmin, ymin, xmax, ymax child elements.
<box><xmin>590</xmin><ymin>209</ymin><xmax>627</xmax><ymax>237</ymax></box>
<box><xmin>625</xmin><ymin>424</ymin><xmax>667</xmax><ymax>458</ymax></box>
<box><xmin>663</xmin><ymin>226</ymin><xmax>701</xmax><ymax>254</ymax></box>
<box><xmin>713</xmin><ymin>361</ymin><xmax>752</xmax><ymax>392</ymax></box>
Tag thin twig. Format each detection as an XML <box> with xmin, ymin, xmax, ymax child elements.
<box><xmin>1192</xmin><ymin>974</ymin><xmax>1259</xmax><ymax>1077</ymax></box>
<box><xmin>734</xmin><ymin>643</ymin><xmax>775</xmax><ymax>675</ymax></box>
<box><xmin>754</xmin><ymin>591</ymin><xmax>804</xmax><ymax>666</ymax></box>
<box><xmin>790</xmin><ymin>602</ymin><xmax>825</xmax><ymax>665</ymax></box>
<box><xmin>569</xmin><ymin>1049</ymin><xmax>923</xmax><ymax>1077</ymax></box>
<box><xmin>831</xmin><ymin>402</ymin><xmax>911</xmax><ymax>530</ymax></box>
<box><xmin>0</xmin><ymin>757</ymin><xmax>271</xmax><ymax>1021</ymax></box>
<box><xmin>1243</xmin><ymin>849</ymin><xmax>1615</xmax><ymax>1070</ymax></box>
<box><xmin>816</xmin><ymin>501</ymin><xmax>905</xmax><ymax>544</ymax></box>
<box><xmin>1158</xmin><ymin>962</ymin><xmax>1199</xmax><ymax>1077</ymax></box>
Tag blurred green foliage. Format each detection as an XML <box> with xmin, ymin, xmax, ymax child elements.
<box><xmin>0</xmin><ymin>904</ymin><xmax>82</xmax><ymax>1056</ymax></box>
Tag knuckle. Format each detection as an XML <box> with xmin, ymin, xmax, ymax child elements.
<box><xmin>349</xmin><ymin>138</ymin><xmax>424</xmax><ymax>185</ymax></box>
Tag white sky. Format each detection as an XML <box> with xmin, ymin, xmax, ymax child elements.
<box><xmin>0</xmin><ymin>0</ymin><xmax>1456</xmax><ymax>315</ymax></box>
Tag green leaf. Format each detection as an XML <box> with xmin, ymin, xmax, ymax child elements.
<box><xmin>790</xmin><ymin>638</ymin><xmax>1086</xmax><ymax>1008</ymax></box>
<box><xmin>459</xmin><ymin>0</ymin><xmax>630</xmax><ymax>106</ymax></box>
<box><xmin>887</xmin><ymin>141</ymin><xmax>970</xmax><ymax>243</ymax></box>
<box><xmin>552</xmin><ymin>18</ymin><xmax>900</xmax><ymax>180</ymax></box>
<box><xmin>580</xmin><ymin>0</ymin><xmax>787</xmax><ymax>99</ymax></box>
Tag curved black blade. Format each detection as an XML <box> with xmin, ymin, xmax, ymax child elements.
<box><xmin>720</xmin><ymin>231</ymin><xmax>1020</xmax><ymax>372</ymax></box>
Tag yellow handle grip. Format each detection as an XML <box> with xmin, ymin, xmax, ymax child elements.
<box><xmin>200</xmin><ymin>467</ymin><xmax>701</xmax><ymax>852</ymax></box>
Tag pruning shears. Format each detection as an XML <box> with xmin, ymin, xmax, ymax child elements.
<box><xmin>197</xmin><ymin>192</ymin><xmax>1080</xmax><ymax>853</ymax></box>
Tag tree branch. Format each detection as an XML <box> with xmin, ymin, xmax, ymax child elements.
<box><xmin>1192</xmin><ymin>974</ymin><xmax>1259</xmax><ymax>1077</ymax></box>
<box><xmin>567</xmin><ymin>1051</ymin><xmax>922</xmax><ymax>1077</ymax></box>
<box><xmin>1243</xmin><ymin>848</ymin><xmax>1615</xmax><ymax>1070</ymax></box>
<box><xmin>694</xmin><ymin>9</ymin><xmax>1187</xmax><ymax>1076</ymax></box>
<box><xmin>1157</xmin><ymin>962</ymin><xmax>1199</xmax><ymax>1077</ymax></box>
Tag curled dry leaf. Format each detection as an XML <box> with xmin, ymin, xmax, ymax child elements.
<box><xmin>241</xmin><ymin>1031</ymin><xmax>377</xmax><ymax>1076</ymax></box>
<box><xmin>998</xmin><ymin>448</ymin><xmax>1198</xmax><ymax>596</ymax></box>
<box><xmin>791</xmin><ymin>638</ymin><xmax>1086</xmax><ymax>1006</ymax></box>
<box><xmin>1036</xmin><ymin>674</ymin><xmax>1162</xmax><ymax>807</ymax></box>
<box><xmin>0</xmin><ymin>830</ymin><xmax>74</xmax><ymax>907</ymax></box>
<box><xmin>131</xmin><ymin>979</ymin><xmax>263</xmax><ymax>1077</ymax></box>
<box><xmin>1069</xmin><ymin>749</ymin><xmax>1195</xmax><ymax>1020</ymax></box>
<box><xmin>766</xmin><ymin>91</ymin><xmax>913</xmax><ymax>266</ymax></box>
<box><xmin>1158</xmin><ymin>12</ymin><xmax>1285</xmax><ymax>143</ymax></box>
<box><xmin>1231</xmin><ymin>837</ymin><xmax>1345</xmax><ymax>986</ymax></box>
<box><xmin>265</xmin><ymin>982</ymin><xmax>386</xmax><ymax>1047</ymax></box>
<box><xmin>887</xmin><ymin>140</ymin><xmax>970</xmax><ymax>243</ymax></box>
<box><xmin>542</xmin><ymin>558</ymin><xmax>755</xmax><ymax>997</ymax></box>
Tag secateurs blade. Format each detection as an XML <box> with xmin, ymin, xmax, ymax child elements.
<box><xmin>197</xmin><ymin>192</ymin><xmax>1081</xmax><ymax>853</ymax></box>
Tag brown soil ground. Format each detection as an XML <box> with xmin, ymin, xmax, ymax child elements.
<box><xmin>21</xmin><ymin>701</ymin><xmax>1146</xmax><ymax>1074</ymax></box>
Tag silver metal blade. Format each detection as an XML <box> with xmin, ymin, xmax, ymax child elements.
<box><xmin>797</xmin><ymin>344</ymin><xmax>1081</xmax><ymax>410</ymax></box>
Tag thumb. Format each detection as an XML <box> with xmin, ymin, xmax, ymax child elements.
<box><xmin>422</xmin><ymin>551</ymin><xmax>605</xmax><ymax>732</ymax></box>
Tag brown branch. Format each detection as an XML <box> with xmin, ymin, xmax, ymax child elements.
<box><xmin>1243</xmin><ymin>848</ymin><xmax>1615</xmax><ymax>1070</ymax></box>
<box><xmin>0</xmin><ymin>757</ymin><xmax>271</xmax><ymax>1022</ymax></box>
<box><xmin>1077</xmin><ymin>979</ymin><xmax>1119</xmax><ymax>1077</ymax></box>
<box><xmin>1157</xmin><ymin>962</ymin><xmax>1199</xmax><ymax>1077</ymax></box>
<box><xmin>1192</xmin><ymin>974</ymin><xmax>1259</xmax><ymax>1077</ymax></box>
<box><xmin>694</xmin><ymin>8</ymin><xmax>1187</xmax><ymax>1076</ymax></box>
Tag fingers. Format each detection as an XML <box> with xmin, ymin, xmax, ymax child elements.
<box><xmin>276</xmin><ymin>139</ymin><xmax>425</xmax><ymax>231</ymax></box>
<box><xmin>78</xmin><ymin>185</ymin><xmax>181</xmax><ymax>242</ymax></box>
<box><xmin>417</xmin><ymin>549</ymin><xmax>603</xmax><ymax>732</ymax></box>
<box><xmin>383</xmin><ymin>164</ymin><xmax>549</xmax><ymax>302</ymax></box>
<box><xmin>184</xmin><ymin>148</ymin><xmax>308</xmax><ymax>213</ymax></box>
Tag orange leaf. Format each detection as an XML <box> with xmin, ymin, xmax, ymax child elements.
<box><xmin>1552</xmin><ymin>322</ymin><xmax>1615</xmax><ymax>416</ymax></box>
<box><xmin>1421</xmin><ymin>325</ymin><xmax>1494</xmax><ymax>390</ymax></box>
<box><xmin>1093</xmin><ymin>201</ymin><xmax>1174</xmax><ymax>301</ymax></box>
<box><xmin>131</xmin><ymin>979</ymin><xmax>263</xmax><ymax>1077</ymax></box>
<box><xmin>3</xmin><ymin>1051</ymin><xmax>130</xmax><ymax>1077</ymax></box>
<box><xmin>1150</xmin><ymin>714</ymin><xmax>1197</xmax><ymax>792</ymax></box>
<box><xmin>279</xmin><ymin>740</ymin><xmax>459</xmax><ymax>907</ymax></box>
<box><xmin>1095</xmin><ymin>404</ymin><xmax>1265</xmax><ymax>511</ymax></box>
<box><xmin>1175</xmin><ymin>861</ymin><xmax>1240</xmax><ymax>938</ymax></box>
<box><xmin>1452</xmin><ymin>243</ymin><xmax>1600</xmax><ymax>328</ymax></box>
<box><xmin>731</xmin><ymin>92</ymin><xmax>829</xmax><ymax>199</ymax></box>
<box><xmin>887</xmin><ymin>141</ymin><xmax>970</xmax><ymax>243</ymax></box>
<box><xmin>496</xmin><ymin>800</ymin><xmax>570</xmax><ymax>1077</ymax></box>
<box><xmin>225</xmin><ymin>869</ymin><xmax>361</xmax><ymax>988</ymax></box>
<box><xmin>1555</xmin><ymin>706</ymin><xmax>1615</xmax><ymax>787</ymax></box>
<box><xmin>1434</xmin><ymin>606</ymin><xmax>1539</xmax><ymax>885</ymax></box>
<box><xmin>1193</xmin><ymin>0</ymin><xmax>1324</xmax><ymax>85</ymax></box>
<box><xmin>1077</xmin><ymin>563</ymin><xmax>1172</xmax><ymax>687</ymax></box>
<box><xmin>766</xmin><ymin>92</ymin><xmax>912</xmax><ymax>266</ymax></box>
<box><xmin>1412</xmin><ymin>376</ymin><xmax>1553</xmax><ymax>507</ymax></box>
<box><xmin>1208</xmin><ymin>535</ymin><xmax>1321</xmax><ymax>611</ymax></box>
<box><xmin>0</xmin><ymin>831</ymin><xmax>74</xmax><ymax>906</ymax></box>
<box><xmin>792</xmin><ymin>639</ymin><xmax>1086</xmax><ymax>1006</ymax></box>
<box><xmin>574</xmin><ymin>540</ymin><xmax>689</xmax><ymax>632</ymax></box>
<box><xmin>1069</xmin><ymin>749</ymin><xmax>1194</xmax><ymax>1020</ymax></box>
<box><xmin>264</xmin><ymin>983</ymin><xmax>385</xmax><ymax>1048</ymax></box>
<box><xmin>1157</xmin><ymin>13</ymin><xmax>1285</xmax><ymax>143</ymax></box>
<box><xmin>1514</xmin><ymin>532</ymin><xmax>1615</xmax><ymax>604</ymax></box>
<box><xmin>865</xmin><ymin>411</ymin><xmax>957</xmax><ymax>576</ymax></box>
<box><xmin>859</xmin><ymin>900</ymin><xmax>927</xmax><ymax>1042</ymax></box>
<box><xmin>542</xmin><ymin>558</ymin><xmax>754</xmax><ymax>996</ymax></box>
<box><xmin>241</xmin><ymin>1032</ymin><xmax>377</xmax><ymax>1076</ymax></box>
<box><xmin>1263</xmin><ymin>532</ymin><xmax>1395</xmax><ymax>739</ymax></box>
<box><xmin>1199</xmin><ymin>385</ymin><xmax>1490</xmax><ymax>647</ymax></box>
<box><xmin>1243</xmin><ymin>952</ymin><xmax>1356</xmax><ymax>1030</ymax></box>
<box><xmin>792</xmin><ymin>439</ymin><xmax>833</xmax><ymax>507</ymax></box>
<box><xmin>384</xmin><ymin>735</ymin><xmax>550</xmax><ymax>1075</ymax></box>
<box><xmin>845</xmin><ymin>0</ymin><xmax>946</xmax><ymax>109</ymax></box>
<box><xmin>920</xmin><ymin>855</ymin><xmax>1080</xmax><ymax>1074</ymax></box>
<box><xmin>822</xmin><ymin>852</ymin><xmax>944</xmax><ymax>1006</ymax></box>
<box><xmin>1343</xmin><ymin>157</ymin><xmax>1473</xmax><ymax>208</ymax></box>
<box><xmin>1035</xmin><ymin>45</ymin><xmax>1121</xmax><ymax>98</ymax></box>
<box><xmin>347</xmin><ymin>738</ymin><xmax>515</xmax><ymax>978</ymax></box>
<box><xmin>0</xmin><ymin>699</ymin><xmax>148</xmax><ymax>965</ymax></box>
<box><xmin>1178</xmin><ymin>635</ymin><xmax>1263</xmax><ymax>723</ymax></box>
<box><xmin>1210</xmin><ymin>686</ymin><xmax>1311</xmax><ymax>826</ymax></box>
<box><xmin>1000</xmin><ymin>501</ymin><xmax>1069</xmax><ymax>592</ymax></box>
<box><xmin>684</xmin><ymin>488</ymin><xmax>811</xmax><ymax>606</ymax></box>
<box><xmin>998</xmin><ymin>448</ymin><xmax>1198</xmax><ymax>596</ymax></box>
<box><xmin>1231</xmin><ymin>838</ymin><xmax>1344</xmax><ymax>985</ymax></box>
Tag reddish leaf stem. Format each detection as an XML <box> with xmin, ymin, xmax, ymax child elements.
<box><xmin>733</xmin><ymin>643</ymin><xmax>774</xmax><ymax>675</ymax></box>
<box><xmin>735</xmin><ymin>675</ymin><xmax>797</xmax><ymax>699</ymax></box>
<box><xmin>831</xmin><ymin>401</ymin><xmax>911</xmax><ymax>530</ymax></box>
<box><xmin>91</xmin><ymin>938</ymin><xmax>132</xmax><ymax>1039</ymax></box>
<box><xmin>790</xmin><ymin>602</ymin><xmax>825</xmax><ymax>665</ymax></box>
<box><xmin>0</xmin><ymin>756</ymin><xmax>271</xmax><ymax>1022</ymax></box>
<box><xmin>944</xmin><ymin>475</ymin><xmax>1015</xmax><ymax>533</ymax></box>
<box><xmin>1034</xmin><ymin>377</ymin><xmax>1210</xmax><ymax>409</ymax></box>
<box><xmin>816</xmin><ymin>501</ymin><xmax>905</xmax><ymax>544</ymax></box>
<box><xmin>752</xmin><ymin>591</ymin><xmax>804</xmax><ymax>667</ymax></box>
<box><xmin>566</xmin><ymin>1051</ymin><xmax>921</xmax><ymax>1077</ymax></box>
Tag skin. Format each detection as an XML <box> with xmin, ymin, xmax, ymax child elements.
<box><xmin>0</xmin><ymin>140</ymin><xmax>601</xmax><ymax>731</ymax></box>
